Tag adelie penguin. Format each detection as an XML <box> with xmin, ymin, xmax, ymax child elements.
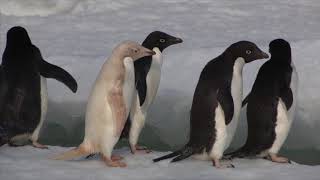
<box><xmin>153</xmin><ymin>41</ymin><xmax>269</xmax><ymax>168</ymax></box>
<box><xmin>225</xmin><ymin>39</ymin><xmax>298</xmax><ymax>163</ymax></box>
<box><xmin>0</xmin><ymin>26</ymin><xmax>77</xmax><ymax>148</ymax></box>
<box><xmin>120</xmin><ymin>31</ymin><xmax>183</xmax><ymax>154</ymax></box>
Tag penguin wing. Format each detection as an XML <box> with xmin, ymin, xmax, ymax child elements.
<box><xmin>134</xmin><ymin>57</ymin><xmax>152</xmax><ymax>106</ymax></box>
<box><xmin>40</xmin><ymin>60</ymin><xmax>78</xmax><ymax>93</ymax></box>
<box><xmin>32</xmin><ymin>45</ymin><xmax>77</xmax><ymax>93</ymax></box>
<box><xmin>217</xmin><ymin>86</ymin><xmax>234</xmax><ymax>125</ymax></box>
<box><xmin>242</xmin><ymin>93</ymin><xmax>250</xmax><ymax>107</ymax></box>
<box><xmin>279</xmin><ymin>70</ymin><xmax>293</xmax><ymax>110</ymax></box>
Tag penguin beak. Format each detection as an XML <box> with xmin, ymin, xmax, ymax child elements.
<box><xmin>261</xmin><ymin>51</ymin><xmax>269</xmax><ymax>59</ymax></box>
<box><xmin>172</xmin><ymin>37</ymin><xmax>183</xmax><ymax>44</ymax></box>
<box><xmin>146</xmin><ymin>49</ymin><xmax>156</xmax><ymax>56</ymax></box>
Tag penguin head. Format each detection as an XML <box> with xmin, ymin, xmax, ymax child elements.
<box><xmin>227</xmin><ymin>41</ymin><xmax>269</xmax><ymax>63</ymax></box>
<box><xmin>269</xmin><ymin>39</ymin><xmax>291</xmax><ymax>63</ymax></box>
<box><xmin>115</xmin><ymin>40</ymin><xmax>156</xmax><ymax>61</ymax></box>
<box><xmin>6</xmin><ymin>26</ymin><xmax>32</xmax><ymax>48</ymax></box>
<box><xmin>142</xmin><ymin>31</ymin><xmax>183</xmax><ymax>52</ymax></box>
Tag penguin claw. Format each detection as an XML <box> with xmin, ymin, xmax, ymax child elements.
<box><xmin>32</xmin><ymin>142</ymin><xmax>48</xmax><ymax>149</ymax></box>
<box><xmin>131</xmin><ymin>145</ymin><xmax>152</xmax><ymax>154</ymax></box>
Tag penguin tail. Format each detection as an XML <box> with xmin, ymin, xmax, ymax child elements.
<box><xmin>153</xmin><ymin>146</ymin><xmax>195</xmax><ymax>163</ymax></box>
<box><xmin>51</xmin><ymin>144</ymin><xmax>90</xmax><ymax>160</ymax></box>
<box><xmin>224</xmin><ymin>146</ymin><xmax>249</xmax><ymax>159</ymax></box>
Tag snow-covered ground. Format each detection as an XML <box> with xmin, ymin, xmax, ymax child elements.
<box><xmin>0</xmin><ymin>145</ymin><xmax>319</xmax><ymax>180</ymax></box>
<box><xmin>1</xmin><ymin>0</ymin><xmax>320</xmax><ymax>179</ymax></box>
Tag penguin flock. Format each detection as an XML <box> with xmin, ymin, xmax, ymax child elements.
<box><xmin>0</xmin><ymin>26</ymin><xmax>297</xmax><ymax>168</ymax></box>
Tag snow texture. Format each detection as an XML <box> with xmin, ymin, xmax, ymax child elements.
<box><xmin>0</xmin><ymin>145</ymin><xmax>319</xmax><ymax>180</ymax></box>
<box><xmin>0</xmin><ymin>0</ymin><xmax>320</xmax><ymax>178</ymax></box>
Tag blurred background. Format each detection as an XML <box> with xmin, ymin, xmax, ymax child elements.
<box><xmin>0</xmin><ymin>0</ymin><xmax>319</xmax><ymax>165</ymax></box>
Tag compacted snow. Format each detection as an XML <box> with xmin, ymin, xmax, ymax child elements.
<box><xmin>0</xmin><ymin>0</ymin><xmax>320</xmax><ymax>179</ymax></box>
<box><xmin>0</xmin><ymin>145</ymin><xmax>319</xmax><ymax>180</ymax></box>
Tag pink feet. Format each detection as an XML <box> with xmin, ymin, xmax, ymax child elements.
<box><xmin>130</xmin><ymin>145</ymin><xmax>152</xmax><ymax>154</ymax></box>
<box><xmin>268</xmin><ymin>153</ymin><xmax>290</xmax><ymax>163</ymax></box>
<box><xmin>32</xmin><ymin>141</ymin><xmax>48</xmax><ymax>149</ymax></box>
<box><xmin>103</xmin><ymin>155</ymin><xmax>127</xmax><ymax>168</ymax></box>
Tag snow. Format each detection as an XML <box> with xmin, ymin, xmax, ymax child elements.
<box><xmin>1</xmin><ymin>0</ymin><xmax>320</xmax><ymax>178</ymax></box>
<box><xmin>0</xmin><ymin>145</ymin><xmax>319</xmax><ymax>180</ymax></box>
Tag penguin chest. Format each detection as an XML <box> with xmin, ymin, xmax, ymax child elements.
<box><xmin>224</xmin><ymin>58</ymin><xmax>245</xmax><ymax>148</ymax></box>
<box><xmin>269</xmin><ymin>98</ymin><xmax>291</xmax><ymax>154</ymax></box>
<box><xmin>142</xmin><ymin>47</ymin><xmax>162</xmax><ymax>110</ymax></box>
<box><xmin>123</xmin><ymin>57</ymin><xmax>136</xmax><ymax>117</ymax></box>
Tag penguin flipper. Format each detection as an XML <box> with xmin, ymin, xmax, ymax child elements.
<box><xmin>217</xmin><ymin>86</ymin><xmax>234</xmax><ymax>125</ymax></box>
<box><xmin>280</xmin><ymin>71</ymin><xmax>293</xmax><ymax>109</ymax></box>
<box><xmin>134</xmin><ymin>56</ymin><xmax>152</xmax><ymax>106</ymax></box>
<box><xmin>242</xmin><ymin>93</ymin><xmax>250</xmax><ymax>107</ymax></box>
<box><xmin>40</xmin><ymin>60</ymin><xmax>78</xmax><ymax>93</ymax></box>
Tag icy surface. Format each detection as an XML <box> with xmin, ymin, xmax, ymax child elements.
<box><xmin>0</xmin><ymin>145</ymin><xmax>319</xmax><ymax>180</ymax></box>
<box><xmin>0</xmin><ymin>0</ymin><xmax>320</xmax><ymax>171</ymax></box>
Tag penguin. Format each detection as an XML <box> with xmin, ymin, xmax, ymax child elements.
<box><xmin>153</xmin><ymin>41</ymin><xmax>269</xmax><ymax>168</ymax></box>
<box><xmin>121</xmin><ymin>31</ymin><xmax>183</xmax><ymax>154</ymax></box>
<box><xmin>0</xmin><ymin>26</ymin><xmax>77</xmax><ymax>149</ymax></box>
<box><xmin>225</xmin><ymin>39</ymin><xmax>298</xmax><ymax>163</ymax></box>
<box><xmin>53</xmin><ymin>41</ymin><xmax>156</xmax><ymax>167</ymax></box>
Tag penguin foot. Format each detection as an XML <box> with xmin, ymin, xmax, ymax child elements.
<box><xmin>268</xmin><ymin>154</ymin><xmax>290</xmax><ymax>163</ymax></box>
<box><xmin>102</xmin><ymin>155</ymin><xmax>127</xmax><ymax>167</ymax></box>
<box><xmin>130</xmin><ymin>145</ymin><xmax>152</xmax><ymax>154</ymax></box>
<box><xmin>221</xmin><ymin>156</ymin><xmax>233</xmax><ymax>161</ymax></box>
<box><xmin>32</xmin><ymin>141</ymin><xmax>48</xmax><ymax>149</ymax></box>
<box><xmin>111</xmin><ymin>155</ymin><xmax>124</xmax><ymax>161</ymax></box>
<box><xmin>212</xmin><ymin>158</ymin><xmax>235</xmax><ymax>168</ymax></box>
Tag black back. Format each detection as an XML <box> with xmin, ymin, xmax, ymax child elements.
<box><xmin>153</xmin><ymin>41</ymin><xmax>269</xmax><ymax>163</ymax></box>
<box><xmin>238</xmin><ymin>39</ymin><xmax>293</xmax><ymax>155</ymax></box>
<box><xmin>121</xmin><ymin>31</ymin><xmax>182</xmax><ymax>139</ymax></box>
<box><xmin>134</xmin><ymin>31</ymin><xmax>182</xmax><ymax>105</ymax></box>
<box><xmin>0</xmin><ymin>26</ymin><xmax>77</xmax><ymax>144</ymax></box>
<box><xmin>1</xmin><ymin>27</ymin><xmax>42</xmax><ymax>138</ymax></box>
<box><xmin>188</xmin><ymin>41</ymin><xmax>269</xmax><ymax>153</ymax></box>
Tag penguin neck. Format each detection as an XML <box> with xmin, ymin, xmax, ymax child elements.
<box><xmin>232</xmin><ymin>57</ymin><xmax>245</xmax><ymax>75</ymax></box>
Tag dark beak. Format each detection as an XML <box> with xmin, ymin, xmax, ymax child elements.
<box><xmin>260</xmin><ymin>51</ymin><xmax>269</xmax><ymax>59</ymax></box>
<box><xmin>147</xmin><ymin>50</ymin><xmax>156</xmax><ymax>56</ymax></box>
<box><xmin>173</xmin><ymin>37</ymin><xmax>183</xmax><ymax>44</ymax></box>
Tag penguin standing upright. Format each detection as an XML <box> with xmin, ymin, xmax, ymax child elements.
<box><xmin>153</xmin><ymin>41</ymin><xmax>269</xmax><ymax>168</ymax></box>
<box><xmin>121</xmin><ymin>31</ymin><xmax>183</xmax><ymax>154</ymax></box>
<box><xmin>53</xmin><ymin>41</ymin><xmax>156</xmax><ymax>167</ymax></box>
<box><xmin>226</xmin><ymin>39</ymin><xmax>298</xmax><ymax>163</ymax></box>
<box><xmin>0</xmin><ymin>26</ymin><xmax>77</xmax><ymax>148</ymax></box>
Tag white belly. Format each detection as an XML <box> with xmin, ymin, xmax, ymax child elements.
<box><xmin>193</xmin><ymin>58</ymin><xmax>245</xmax><ymax>161</ymax></box>
<box><xmin>225</xmin><ymin>57</ymin><xmax>245</xmax><ymax>149</ymax></box>
<box><xmin>269</xmin><ymin>98</ymin><xmax>290</xmax><ymax>154</ymax></box>
<box><xmin>141</xmin><ymin>47</ymin><xmax>162</xmax><ymax>112</ymax></box>
<box><xmin>269</xmin><ymin>62</ymin><xmax>298</xmax><ymax>154</ymax></box>
<box><xmin>122</xmin><ymin>57</ymin><xmax>136</xmax><ymax>117</ymax></box>
<box><xmin>31</xmin><ymin>76</ymin><xmax>48</xmax><ymax>141</ymax></box>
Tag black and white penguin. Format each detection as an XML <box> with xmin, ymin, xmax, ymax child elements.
<box><xmin>153</xmin><ymin>41</ymin><xmax>269</xmax><ymax>168</ymax></box>
<box><xmin>121</xmin><ymin>31</ymin><xmax>183</xmax><ymax>154</ymax></box>
<box><xmin>225</xmin><ymin>39</ymin><xmax>298</xmax><ymax>163</ymax></box>
<box><xmin>0</xmin><ymin>26</ymin><xmax>77</xmax><ymax>148</ymax></box>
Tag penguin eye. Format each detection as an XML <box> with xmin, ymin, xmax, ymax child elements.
<box><xmin>246</xmin><ymin>50</ymin><xmax>252</xmax><ymax>55</ymax></box>
<box><xmin>134</xmin><ymin>49</ymin><xmax>138</xmax><ymax>53</ymax></box>
<box><xmin>159</xmin><ymin>39</ymin><xmax>166</xmax><ymax>43</ymax></box>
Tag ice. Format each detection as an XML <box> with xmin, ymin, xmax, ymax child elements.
<box><xmin>0</xmin><ymin>145</ymin><xmax>319</xmax><ymax>180</ymax></box>
<box><xmin>0</xmin><ymin>0</ymin><xmax>320</xmax><ymax>177</ymax></box>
